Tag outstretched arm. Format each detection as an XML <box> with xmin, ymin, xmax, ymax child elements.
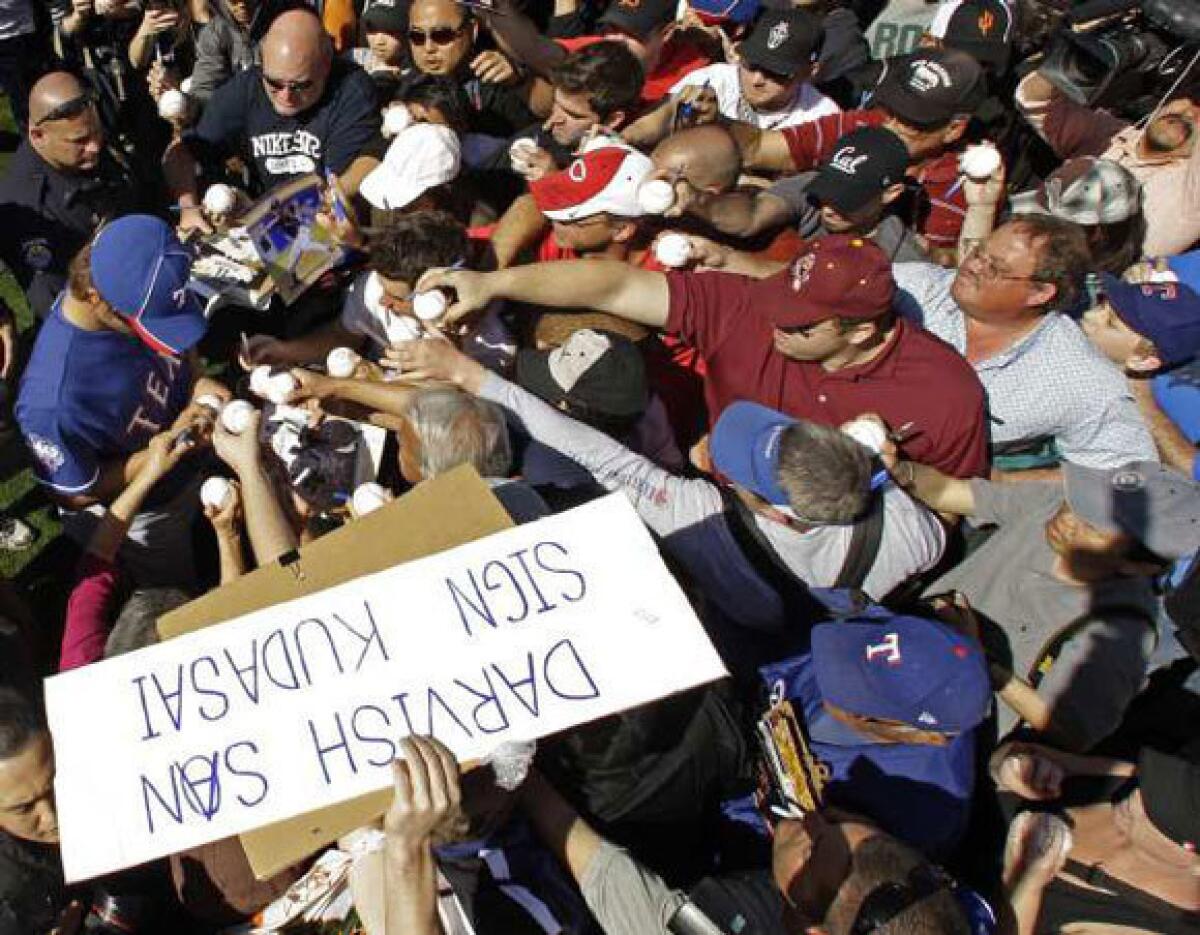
<box><xmin>419</xmin><ymin>261</ymin><xmax>671</xmax><ymax>329</ymax></box>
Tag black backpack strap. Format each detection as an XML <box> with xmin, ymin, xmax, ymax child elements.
<box><xmin>720</xmin><ymin>488</ymin><xmax>826</xmax><ymax>624</ymax></box>
<box><xmin>832</xmin><ymin>495</ymin><xmax>885</xmax><ymax>592</ymax></box>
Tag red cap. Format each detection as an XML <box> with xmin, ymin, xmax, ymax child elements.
<box><xmin>529</xmin><ymin>145</ymin><xmax>652</xmax><ymax>221</ymax></box>
<box><xmin>763</xmin><ymin>235</ymin><xmax>895</xmax><ymax>329</ymax></box>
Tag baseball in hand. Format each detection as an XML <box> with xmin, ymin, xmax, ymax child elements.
<box><xmin>199</xmin><ymin>476</ymin><xmax>233</xmax><ymax>511</ymax></box>
<box><xmin>960</xmin><ymin>144</ymin><xmax>1001</xmax><ymax>181</ymax></box>
<box><xmin>220</xmin><ymin>400</ymin><xmax>255</xmax><ymax>435</ymax></box>
<box><xmin>637</xmin><ymin>179</ymin><xmax>676</xmax><ymax>215</ymax></box>
<box><xmin>654</xmin><ymin>232</ymin><xmax>693</xmax><ymax>269</ymax></box>
<box><xmin>158</xmin><ymin>89</ymin><xmax>188</xmax><ymax>120</ymax></box>
<box><xmin>326</xmin><ymin>347</ymin><xmax>362</xmax><ymax>379</ymax></box>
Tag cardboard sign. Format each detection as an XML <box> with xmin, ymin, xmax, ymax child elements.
<box><xmin>46</xmin><ymin>491</ymin><xmax>727</xmax><ymax>883</ymax></box>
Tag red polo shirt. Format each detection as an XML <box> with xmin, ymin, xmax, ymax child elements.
<box><xmin>780</xmin><ymin>110</ymin><xmax>969</xmax><ymax>250</ymax></box>
<box><xmin>665</xmin><ymin>268</ymin><xmax>990</xmax><ymax>478</ymax></box>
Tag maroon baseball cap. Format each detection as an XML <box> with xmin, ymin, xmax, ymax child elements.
<box><xmin>762</xmin><ymin>235</ymin><xmax>895</xmax><ymax>329</ymax></box>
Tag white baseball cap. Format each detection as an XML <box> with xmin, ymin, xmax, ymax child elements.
<box><xmin>360</xmin><ymin>123</ymin><xmax>462</xmax><ymax>211</ymax></box>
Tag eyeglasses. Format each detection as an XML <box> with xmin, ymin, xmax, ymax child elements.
<box><xmin>407</xmin><ymin>23</ymin><xmax>466</xmax><ymax>46</ymax></box>
<box><xmin>962</xmin><ymin>242</ymin><xmax>1047</xmax><ymax>284</ymax></box>
<box><xmin>262</xmin><ymin>74</ymin><xmax>315</xmax><ymax>93</ymax></box>
<box><xmin>33</xmin><ymin>93</ymin><xmax>95</xmax><ymax>127</ymax></box>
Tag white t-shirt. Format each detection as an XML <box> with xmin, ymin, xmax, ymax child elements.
<box><xmin>670</xmin><ymin>62</ymin><xmax>840</xmax><ymax>131</ymax></box>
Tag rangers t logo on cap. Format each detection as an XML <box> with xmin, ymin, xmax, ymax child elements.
<box><xmin>767</xmin><ymin>20</ymin><xmax>788</xmax><ymax>49</ymax></box>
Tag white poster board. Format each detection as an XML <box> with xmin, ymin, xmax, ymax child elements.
<box><xmin>46</xmin><ymin>495</ymin><xmax>726</xmax><ymax>883</ymax></box>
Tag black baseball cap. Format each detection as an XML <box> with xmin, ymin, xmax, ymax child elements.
<box><xmin>516</xmin><ymin>329</ymin><xmax>648</xmax><ymax>420</ymax></box>
<box><xmin>940</xmin><ymin>0</ymin><xmax>1014</xmax><ymax>72</ymax></box>
<box><xmin>362</xmin><ymin>0</ymin><xmax>406</xmax><ymax>32</ymax></box>
<box><xmin>599</xmin><ymin>0</ymin><xmax>676</xmax><ymax>42</ymax></box>
<box><xmin>739</xmin><ymin>8</ymin><xmax>823</xmax><ymax>78</ymax></box>
<box><xmin>808</xmin><ymin>126</ymin><xmax>909</xmax><ymax>214</ymax></box>
<box><xmin>1138</xmin><ymin>747</ymin><xmax>1200</xmax><ymax>852</ymax></box>
<box><xmin>872</xmin><ymin>48</ymin><xmax>985</xmax><ymax>130</ymax></box>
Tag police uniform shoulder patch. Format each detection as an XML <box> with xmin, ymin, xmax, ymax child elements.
<box><xmin>20</xmin><ymin>238</ymin><xmax>53</xmax><ymax>272</ymax></box>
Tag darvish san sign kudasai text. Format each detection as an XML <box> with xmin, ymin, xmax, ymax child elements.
<box><xmin>45</xmin><ymin>494</ymin><xmax>727</xmax><ymax>883</ymax></box>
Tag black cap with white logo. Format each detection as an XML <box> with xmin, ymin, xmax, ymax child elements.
<box><xmin>739</xmin><ymin>8</ymin><xmax>823</xmax><ymax>78</ymax></box>
<box><xmin>807</xmin><ymin>126</ymin><xmax>909</xmax><ymax>215</ymax></box>
<box><xmin>872</xmin><ymin>48</ymin><xmax>985</xmax><ymax>129</ymax></box>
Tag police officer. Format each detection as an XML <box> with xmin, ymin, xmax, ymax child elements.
<box><xmin>0</xmin><ymin>71</ymin><xmax>149</xmax><ymax>321</ymax></box>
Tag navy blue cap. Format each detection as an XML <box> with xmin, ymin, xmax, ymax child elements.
<box><xmin>91</xmin><ymin>215</ymin><xmax>208</xmax><ymax>356</ymax></box>
<box><xmin>1101</xmin><ymin>273</ymin><xmax>1200</xmax><ymax>368</ymax></box>
<box><xmin>812</xmin><ymin>616</ymin><xmax>990</xmax><ymax>733</ymax></box>
<box><xmin>710</xmin><ymin>400</ymin><xmax>794</xmax><ymax>506</ymax></box>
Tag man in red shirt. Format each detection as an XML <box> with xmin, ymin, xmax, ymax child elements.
<box><xmin>422</xmin><ymin>235</ymin><xmax>990</xmax><ymax>478</ymax></box>
<box><xmin>691</xmin><ymin>48</ymin><xmax>985</xmax><ymax>259</ymax></box>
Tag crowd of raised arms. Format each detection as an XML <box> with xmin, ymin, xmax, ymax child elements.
<box><xmin>0</xmin><ymin>0</ymin><xmax>1195</xmax><ymax>930</ymax></box>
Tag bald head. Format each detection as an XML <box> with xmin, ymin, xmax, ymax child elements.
<box><xmin>28</xmin><ymin>72</ymin><xmax>103</xmax><ymax>173</ymax></box>
<box><xmin>261</xmin><ymin>10</ymin><xmax>332</xmax><ymax>115</ymax></box>
<box><xmin>29</xmin><ymin>72</ymin><xmax>88</xmax><ymax>126</ymax></box>
<box><xmin>653</xmin><ymin>126</ymin><xmax>741</xmax><ymax>193</ymax></box>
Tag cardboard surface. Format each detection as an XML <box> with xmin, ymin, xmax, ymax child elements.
<box><xmin>158</xmin><ymin>466</ymin><xmax>513</xmax><ymax>878</ymax></box>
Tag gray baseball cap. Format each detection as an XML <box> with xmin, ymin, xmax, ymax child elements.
<box><xmin>1010</xmin><ymin>157</ymin><xmax>1142</xmax><ymax>226</ymax></box>
<box><xmin>1064</xmin><ymin>460</ymin><xmax>1200</xmax><ymax>560</ymax></box>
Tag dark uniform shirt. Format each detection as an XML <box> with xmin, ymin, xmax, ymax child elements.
<box><xmin>0</xmin><ymin>140</ymin><xmax>145</xmax><ymax>319</ymax></box>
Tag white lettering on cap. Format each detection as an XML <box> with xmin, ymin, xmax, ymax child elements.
<box><xmin>568</xmin><ymin>159</ymin><xmax>588</xmax><ymax>182</ymax></box>
<box><xmin>908</xmin><ymin>60</ymin><xmax>952</xmax><ymax>93</ymax></box>
<box><xmin>865</xmin><ymin>632</ymin><xmax>902</xmax><ymax>665</ymax></box>
<box><xmin>830</xmin><ymin>145</ymin><xmax>869</xmax><ymax>176</ymax></box>
<box><xmin>767</xmin><ymin>21</ymin><xmax>789</xmax><ymax>50</ymax></box>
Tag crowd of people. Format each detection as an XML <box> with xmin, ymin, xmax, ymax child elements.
<box><xmin>0</xmin><ymin>0</ymin><xmax>1197</xmax><ymax>930</ymax></box>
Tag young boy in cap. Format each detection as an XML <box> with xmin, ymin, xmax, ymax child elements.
<box><xmin>16</xmin><ymin>214</ymin><xmax>225</xmax><ymax>585</ymax></box>
<box><xmin>1082</xmin><ymin>277</ymin><xmax>1200</xmax><ymax>482</ymax></box>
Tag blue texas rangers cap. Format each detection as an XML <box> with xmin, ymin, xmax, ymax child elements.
<box><xmin>710</xmin><ymin>400</ymin><xmax>795</xmax><ymax>506</ymax></box>
<box><xmin>90</xmin><ymin>214</ymin><xmax>208</xmax><ymax>356</ymax></box>
<box><xmin>1100</xmin><ymin>274</ymin><xmax>1200</xmax><ymax>369</ymax></box>
<box><xmin>812</xmin><ymin>615</ymin><xmax>990</xmax><ymax>733</ymax></box>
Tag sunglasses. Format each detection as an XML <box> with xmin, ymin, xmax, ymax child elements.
<box><xmin>34</xmin><ymin>93</ymin><xmax>95</xmax><ymax>127</ymax></box>
<box><xmin>262</xmin><ymin>74</ymin><xmax>315</xmax><ymax>93</ymax></box>
<box><xmin>407</xmin><ymin>23</ymin><xmax>466</xmax><ymax>46</ymax></box>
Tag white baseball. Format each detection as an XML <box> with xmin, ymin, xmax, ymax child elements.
<box><xmin>411</xmin><ymin>290</ymin><xmax>448</xmax><ymax>322</ymax></box>
<box><xmin>843</xmin><ymin>419</ymin><xmax>888</xmax><ymax>454</ymax></box>
<box><xmin>199</xmin><ymin>476</ymin><xmax>233</xmax><ymax>511</ymax></box>
<box><xmin>203</xmin><ymin>183</ymin><xmax>237</xmax><ymax>216</ymax></box>
<box><xmin>249</xmin><ymin>365</ymin><xmax>274</xmax><ymax>399</ymax></box>
<box><xmin>195</xmin><ymin>393</ymin><xmax>224</xmax><ymax>413</ymax></box>
<box><xmin>266</xmin><ymin>372</ymin><xmax>297</xmax><ymax>405</ymax></box>
<box><xmin>637</xmin><ymin>179</ymin><xmax>676</xmax><ymax>215</ymax></box>
<box><xmin>351</xmin><ymin>482</ymin><xmax>390</xmax><ymax>517</ymax></box>
<box><xmin>158</xmin><ymin>89</ymin><xmax>188</xmax><ymax>120</ymax></box>
<box><xmin>326</xmin><ymin>346</ymin><xmax>362</xmax><ymax>379</ymax></box>
<box><xmin>654</xmin><ymin>233</ymin><xmax>693</xmax><ymax>269</ymax></box>
<box><xmin>509</xmin><ymin>137</ymin><xmax>538</xmax><ymax>170</ymax></box>
<box><xmin>382</xmin><ymin>103</ymin><xmax>412</xmax><ymax>138</ymax></box>
<box><xmin>960</xmin><ymin>144</ymin><xmax>1001</xmax><ymax>181</ymax></box>
<box><xmin>220</xmin><ymin>400</ymin><xmax>255</xmax><ymax>434</ymax></box>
